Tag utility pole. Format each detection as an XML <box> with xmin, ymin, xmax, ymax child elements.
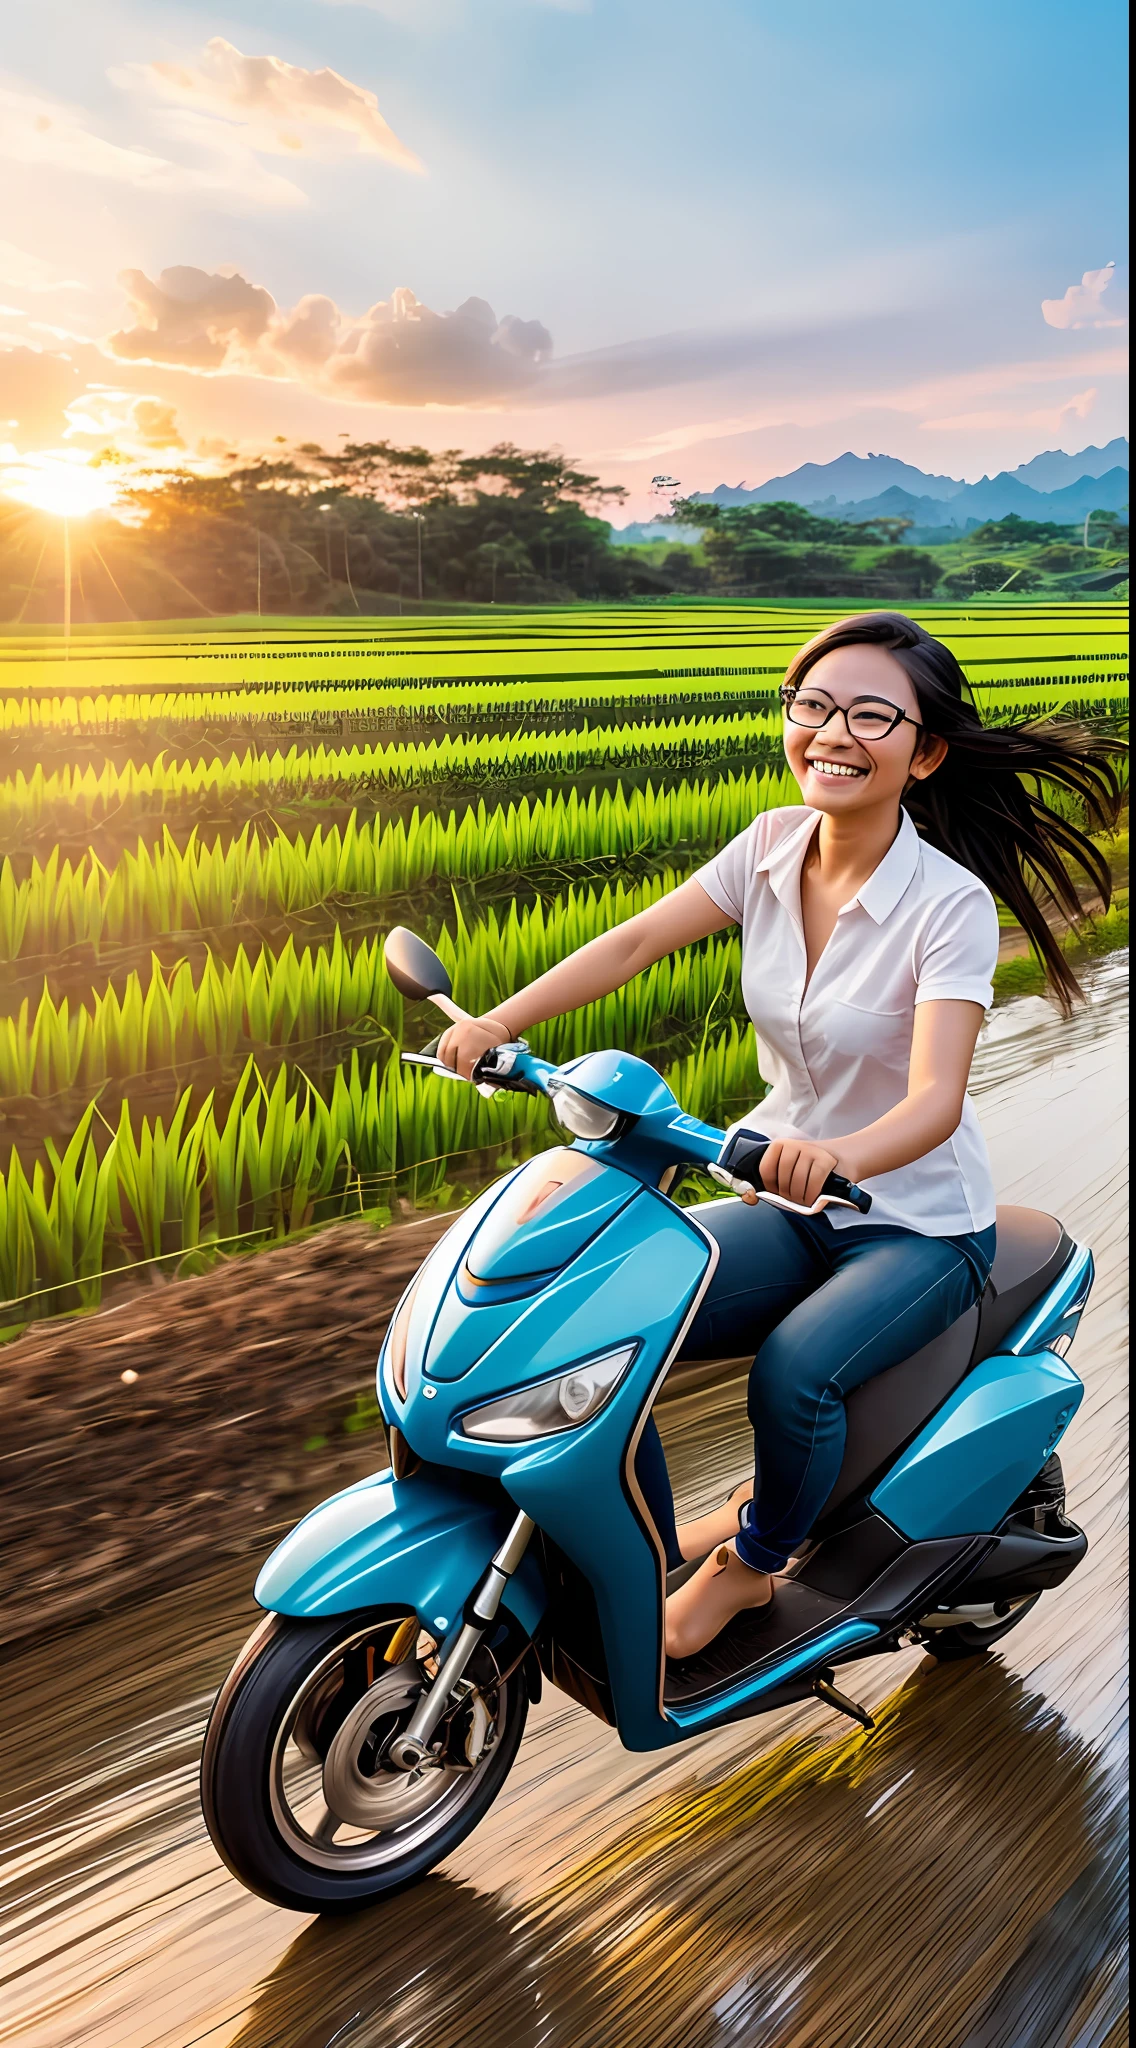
<box><xmin>318</xmin><ymin>504</ymin><xmax>334</xmax><ymax>598</ymax></box>
<box><xmin>412</xmin><ymin>512</ymin><xmax>424</xmax><ymax>601</ymax></box>
<box><xmin>62</xmin><ymin>518</ymin><xmax>71</xmax><ymax>657</ymax></box>
<box><xmin>256</xmin><ymin>528</ymin><xmax>262</xmax><ymax>617</ymax></box>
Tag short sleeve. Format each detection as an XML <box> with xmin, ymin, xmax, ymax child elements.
<box><xmin>693</xmin><ymin>817</ymin><xmax>763</xmax><ymax>923</ymax></box>
<box><xmin>914</xmin><ymin>885</ymin><xmax>999</xmax><ymax>1009</ymax></box>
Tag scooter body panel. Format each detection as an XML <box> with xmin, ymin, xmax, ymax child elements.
<box><xmin>870</xmin><ymin>1349</ymin><xmax>1083</xmax><ymax>1540</ymax></box>
<box><xmin>253</xmin><ymin>1015</ymin><xmax>1094</xmax><ymax>1761</ymax></box>
<box><xmin>380</xmin><ymin>1179</ymin><xmax>716</xmax><ymax>1748</ymax></box>
<box><xmin>254</xmin><ymin>1464</ymin><xmax>548</xmax><ymax>1638</ymax></box>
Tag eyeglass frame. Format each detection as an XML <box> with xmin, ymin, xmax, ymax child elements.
<box><xmin>779</xmin><ymin>681</ymin><xmax>923</xmax><ymax>742</ymax></box>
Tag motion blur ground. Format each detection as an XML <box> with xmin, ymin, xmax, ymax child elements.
<box><xmin>0</xmin><ymin>954</ymin><xmax>1126</xmax><ymax>2048</ymax></box>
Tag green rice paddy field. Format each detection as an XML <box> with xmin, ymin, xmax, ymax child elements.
<box><xmin>0</xmin><ymin>601</ymin><xmax>1128</xmax><ymax>1330</ymax></box>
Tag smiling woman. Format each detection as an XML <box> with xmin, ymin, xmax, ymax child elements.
<box><xmin>431</xmin><ymin>606</ymin><xmax>1125</xmax><ymax>1658</ymax></box>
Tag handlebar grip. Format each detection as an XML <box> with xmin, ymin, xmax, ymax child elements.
<box><xmin>717</xmin><ymin>1127</ymin><xmax>872</xmax><ymax>1214</ymax></box>
<box><xmin>470</xmin><ymin>1044</ymin><xmax>540</xmax><ymax>1094</ymax></box>
<box><xmin>821</xmin><ymin>1171</ymin><xmax>872</xmax><ymax>1214</ymax></box>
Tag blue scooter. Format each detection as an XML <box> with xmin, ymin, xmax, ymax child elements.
<box><xmin>202</xmin><ymin>927</ymin><xmax>1092</xmax><ymax>1912</ymax></box>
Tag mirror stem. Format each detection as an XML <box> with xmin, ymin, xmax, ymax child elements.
<box><xmin>430</xmin><ymin>993</ymin><xmax>472</xmax><ymax>1023</ymax></box>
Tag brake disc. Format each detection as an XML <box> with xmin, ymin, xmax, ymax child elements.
<box><xmin>321</xmin><ymin>1666</ymin><xmax>459</xmax><ymax>1829</ymax></box>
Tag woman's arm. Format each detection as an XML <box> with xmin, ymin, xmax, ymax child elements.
<box><xmin>757</xmin><ymin>1000</ymin><xmax>986</xmax><ymax>1206</ymax></box>
<box><xmin>436</xmin><ymin>876</ymin><xmax>735</xmax><ymax>1077</ymax></box>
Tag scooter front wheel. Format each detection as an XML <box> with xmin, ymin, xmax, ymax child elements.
<box><xmin>201</xmin><ymin>1609</ymin><xmax>528</xmax><ymax>1912</ymax></box>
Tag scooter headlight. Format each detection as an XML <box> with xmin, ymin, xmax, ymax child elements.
<box><xmin>546</xmin><ymin>1079</ymin><xmax>625</xmax><ymax>1142</ymax></box>
<box><xmin>460</xmin><ymin>1345</ymin><xmax>638</xmax><ymax>1443</ymax></box>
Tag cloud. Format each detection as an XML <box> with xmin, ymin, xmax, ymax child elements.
<box><xmin>106</xmin><ymin>266</ymin><xmax>553</xmax><ymax>404</ymax></box>
<box><xmin>0</xmin><ymin>78</ymin><xmax>189</xmax><ymax>189</ymax></box>
<box><xmin>0</xmin><ymin>240</ymin><xmax>86</xmax><ymax>294</ymax></box>
<box><xmin>921</xmin><ymin>387</ymin><xmax>1099</xmax><ymax>435</ymax></box>
<box><xmin>0</xmin><ymin>76</ymin><xmax>304</xmax><ymax>207</ymax></box>
<box><xmin>1042</xmin><ymin>261</ymin><xmax>1126</xmax><ymax>330</ymax></box>
<box><xmin>0</xmin><ymin>344</ymin><xmax>85</xmax><ymax>438</ymax></box>
<box><xmin>124</xmin><ymin>38</ymin><xmax>422</xmax><ymax>172</ymax></box>
<box><xmin>129</xmin><ymin>399</ymin><xmax>185</xmax><ymax>448</ymax></box>
<box><xmin>108</xmin><ymin>268</ymin><xmax>276</xmax><ymax>370</ymax></box>
<box><xmin>61</xmin><ymin>385</ymin><xmax>187</xmax><ymax>449</ymax></box>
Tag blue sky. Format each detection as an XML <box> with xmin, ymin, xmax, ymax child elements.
<box><xmin>0</xmin><ymin>0</ymin><xmax>1128</xmax><ymax>514</ymax></box>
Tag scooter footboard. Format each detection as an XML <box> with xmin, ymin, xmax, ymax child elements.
<box><xmin>254</xmin><ymin>1465</ymin><xmax>547</xmax><ymax>1639</ymax></box>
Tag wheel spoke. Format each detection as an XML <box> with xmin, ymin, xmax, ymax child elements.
<box><xmin>309</xmin><ymin>1800</ymin><xmax>343</xmax><ymax>1844</ymax></box>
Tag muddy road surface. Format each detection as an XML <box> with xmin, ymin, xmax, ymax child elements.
<box><xmin>0</xmin><ymin>957</ymin><xmax>1128</xmax><ymax>2048</ymax></box>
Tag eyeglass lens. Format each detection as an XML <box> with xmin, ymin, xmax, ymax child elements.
<box><xmin>786</xmin><ymin>690</ymin><xmax>901</xmax><ymax>739</ymax></box>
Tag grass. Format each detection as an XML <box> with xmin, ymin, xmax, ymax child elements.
<box><xmin>0</xmin><ymin>599</ymin><xmax>1127</xmax><ymax>1332</ymax></box>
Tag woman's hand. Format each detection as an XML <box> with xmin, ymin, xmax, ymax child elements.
<box><xmin>755</xmin><ymin>1136</ymin><xmax>844</xmax><ymax>1208</ymax></box>
<box><xmin>436</xmin><ymin>1012</ymin><xmax>513</xmax><ymax>1080</ymax></box>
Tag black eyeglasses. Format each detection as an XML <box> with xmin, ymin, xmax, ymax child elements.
<box><xmin>780</xmin><ymin>683</ymin><xmax>922</xmax><ymax>743</ymax></box>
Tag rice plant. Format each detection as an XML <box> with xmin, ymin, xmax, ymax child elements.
<box><xmin>0</xmin><ymin>767</ymin><xmax>804</xmax><ymax>962</ymax></box>
<box><xmin>0</xmin><ymin>1018</ymin><xmax>770</xmax><ymax>1325</ymax></box>
<box><xmin>0</xmin><ymin>871</ymin><xmax>748</xmax><ymax>1099</ymax></box>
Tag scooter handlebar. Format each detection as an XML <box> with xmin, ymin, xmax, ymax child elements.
<box><xmin>716</xmin><ymin>1127</ymin><xmax>872</xmax><ymax>1214</ymax></box>
<box><xmin>470</xmin><ymin>1042</ymin><xmax>557</xmax><ymax>1095</ymax></box>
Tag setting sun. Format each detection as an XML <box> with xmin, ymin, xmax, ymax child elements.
<box><xmin>1</xmin><ymin>455</ymin><xmax>121</xmax><ymax>520</ymax></box>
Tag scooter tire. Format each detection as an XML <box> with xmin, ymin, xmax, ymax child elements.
<box><xmin>201</xmin><ymin>1610</ymin><xmax>527</xmax><ymax>1913</ymax></box>
<box><xmin>921</xmin><ymin>1591</ymin><xmax>1042</xmax><ymax>1662</ymax></box>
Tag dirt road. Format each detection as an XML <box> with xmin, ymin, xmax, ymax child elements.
<box><xmin>0</xmin><ymin>956</ymin><xmax>1127</xmax><ymax>2048</ymax></box>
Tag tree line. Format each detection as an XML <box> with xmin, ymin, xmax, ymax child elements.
<box><xmin>1</xmin><ymin>441</ymin><xmax>1126</xmax><ymax>624</ymax></box>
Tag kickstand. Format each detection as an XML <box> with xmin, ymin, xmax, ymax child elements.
<box><xmin>813</xmin><ymin>1670</ymin><xmax>875</xmax><ymax>1732</ymax></box>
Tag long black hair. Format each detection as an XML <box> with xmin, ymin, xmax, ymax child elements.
<box><xmin>782</xmin><ymin>611</ymin><xmax>1125</xmax><ymax>1013</ymax></box>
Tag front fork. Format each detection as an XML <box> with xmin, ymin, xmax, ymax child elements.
<box><xmin>388</xmin><ymin>1511</ymin><xmax>536</xmax><ymax>1769</ymax></box>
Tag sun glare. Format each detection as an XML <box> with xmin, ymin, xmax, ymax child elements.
<box><xmin>2</xmin><ymin>455</ymin><xmax>121</xmax><ymax>520</ymax></box>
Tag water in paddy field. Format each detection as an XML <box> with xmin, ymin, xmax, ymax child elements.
<box><xmin>0</xmin><ymin>955</ymin><xmax>1127</xmax><ymax>2048</ymax></box>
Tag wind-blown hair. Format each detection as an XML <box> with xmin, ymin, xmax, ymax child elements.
<box><xmin>782</xmin><ymin>611</ymin><xmax>1125</xmax><ymax>1013</ymax></box>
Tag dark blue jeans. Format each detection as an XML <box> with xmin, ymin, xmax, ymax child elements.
<box><xmin>637</xmin><ymin>1201</ymin><xmax>996</xmax><ymax>1575</ymax></box>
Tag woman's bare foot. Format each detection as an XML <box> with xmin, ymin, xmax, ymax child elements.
<box><xmin>664</xmin><ymin>1540</ymin><xmax>774</xmax><ymax>1659</ymax></box>
<box><xmin>675</xmin><ymin>1480</ymin><xmax>753</xmax><ymax>1562</ymax></box>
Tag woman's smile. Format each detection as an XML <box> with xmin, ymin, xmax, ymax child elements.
<box><xmin>805</xmin><ymin>755</ymin><xmax>870</xmax><ymax>780</ymax></box>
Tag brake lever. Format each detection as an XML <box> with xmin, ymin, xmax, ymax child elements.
<box><xmin>707</xmin><ymin>1165</ymin><xmax>857</xmax><ymax>1214</ymax></box>
<box><xmin>400</xmin><ymin>1050</ymin><xmax>499</xmax><ymax>1097</ymax></box>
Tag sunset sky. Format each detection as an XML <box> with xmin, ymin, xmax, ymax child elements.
<box><xmin>0</xmin><ymin>0</ymin><xmax>1128</xmax><ymax>518</ymax></box>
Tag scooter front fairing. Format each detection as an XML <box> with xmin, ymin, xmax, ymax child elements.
<box><xmin>379</xmin><ymin>1146</ymin><xmax>720</xmax><ymax>1750</ymax></box>
<box><xmin>254</xmin><ymin>1141</ymin><xmax>719</xmax><ymax>1744</ymax></box>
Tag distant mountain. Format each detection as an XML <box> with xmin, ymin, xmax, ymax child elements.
<box><xmin>803</xmin><ymin>486</ymin><xmax>971</xmax><ymax>533</ymax></box>
<box><xmin>701</xmin><ymin>452</ymin><xmax>963</xmax><ymax>509</ymax></box>
<box><xmin>1008</xmin><ymin>438</ymin><xmax>1129</xmax><ymax>491</ymax></box>
<box><xmin>947</xmin><ymin>466</ymin><xmax>1129</xmax><ymax>525</ymax></box>
<box><xmin>792</xmin><ymin>470</ymin><xmax>1128</xmax><ymax>535</ymax></box>
<box><xmin>676</xmin><ymin>442</ymin><xmax>1129</xmax><ymax>535</ymax></box>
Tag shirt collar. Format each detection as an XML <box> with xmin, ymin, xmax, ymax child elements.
<box><xmin>755</xmin><ymin>805</ymin><xmax>922</xmax><ymax>926</ymax></box>
<box><xmin>850</xmin><ymin>807</ymin><xmax>922</xmax><ymax>923</ymax></box>
<box><xmin>754</xmin><ymin>808</ymin><xmax>821</xmax><ymax>923</ymax></box>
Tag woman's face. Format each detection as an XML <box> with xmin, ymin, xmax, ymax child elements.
<box><xmin>781</xmin><ymin>642</ymin><xmax>946</xmax><ymax>817</ymax></box>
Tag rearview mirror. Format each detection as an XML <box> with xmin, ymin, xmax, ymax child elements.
<box><xmin>384</xmin><ymin>927</ymin><xmax>453</xmax><ymax>1003</ymax></box>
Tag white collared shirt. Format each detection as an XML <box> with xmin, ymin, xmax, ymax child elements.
<box><xmin>695</xmin><ymin>805</ymin><xmax>999</xmax><ymax>1236</ymax></box>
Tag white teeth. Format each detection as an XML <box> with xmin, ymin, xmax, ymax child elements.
<box><xmin>808</xmin><ymin>759</ymin><xmax>866</xmax><ymax>778</ymax></box>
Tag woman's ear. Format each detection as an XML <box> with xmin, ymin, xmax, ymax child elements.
<box><xmin>908</xmin><ymin>732</ymin><xmax>948</xmax><ymax>781</ymax></box>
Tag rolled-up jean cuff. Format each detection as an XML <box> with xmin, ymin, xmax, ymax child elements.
<box><xmin>735</xmin><ymin>1505</ymin><xmax>788</xmax><ymax>1575</ymax></box>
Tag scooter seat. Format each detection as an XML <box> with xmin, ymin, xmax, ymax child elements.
<box><xmin>812</xmin><ymin>1205</ymin><xmax>1073</xmax><ymax>1533</ymax></box>
<box><xmin>973</xmin><ymin>1204</ymin><xmax>1072</xmax><ymax>1359</ymax></box>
